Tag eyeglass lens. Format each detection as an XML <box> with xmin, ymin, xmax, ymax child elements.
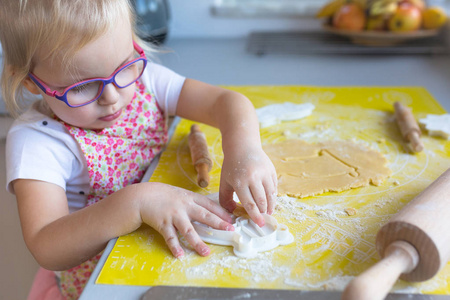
<box><xmin>67</xmin><ymin>59</ymin><xmax>145</xmax><ymax>106</ymax></box>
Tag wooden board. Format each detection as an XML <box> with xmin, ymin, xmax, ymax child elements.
<box><xmin>322</xmin><ymin>25</ymin><xmax>440</xmax><ymax>47</ymax></box>
<box><xmin>96</xmin><ymin>86</ymin><xmax>450</xmax><ymax>294</ymax></box>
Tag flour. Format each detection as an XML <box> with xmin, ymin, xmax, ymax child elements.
<box><xmin>393</xmin><ymin>271</ymin><xmax>445</xmax><ymax>295</ymax></box>
<box><xmin>173</xmin><ymin>136</ymin><xmax>444</xmax><ymax>293</ymax></box>
<box><xmin>284</xmin><ymin>275</ymin><xmax>354</xmax><ymax>291</ymax></box>
<box><xmin>175</xmin><ymin>195</ymin><xmax>360</xmax><ymax>290</ymax></box>
<box><xmin>349</xmin><ymin>219</ymin><xmax>366</xmax><ymax>235</ymax></box>
<box><xmin>171</xmin><ymin>192</ymin><xmax>427</xmax><ymax>293</ymax></box>
<box><xmin>276</xmin><ymin>195</ymin><xmax>351</xmax><ymax>223</ymax></box>
<box><xmin>315</xmin><ymin>210</ymin><xmax>347</xmax><ymax>222</ymax></box>
<box><xmin>180</xmin><ymin>251</ymin><xmax>291</xmax><ymax>284</ymax></box>
<box><xmin>373</xmin><ymin>196</ymin><xmax>394</xmax><ymax>209</ymax></box>
<box><xmin>276</xmin><ymin>195</ymin><xmax>308</xmax><ymax>223</ymax></box>
<box><xmin>298</xmin><ymin>129</ymin><xmax>334</xmax><ymax>140</ymax></box>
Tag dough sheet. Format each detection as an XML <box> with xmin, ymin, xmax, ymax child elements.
<box><xmin>264</xmin><ymin>140</ymin><xmax>391</xmax><ymax>198</ymax></box>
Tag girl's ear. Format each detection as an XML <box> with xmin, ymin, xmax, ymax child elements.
<box><xmin>22</xmin><ymin>77</ymin><xmax>41</xmax><ymax>95</ymax></box>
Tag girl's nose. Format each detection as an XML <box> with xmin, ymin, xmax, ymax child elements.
<box><xmin>97</xmin><ymin>83</ymin><xmax>120</xmax><ymax>106</ymax></box>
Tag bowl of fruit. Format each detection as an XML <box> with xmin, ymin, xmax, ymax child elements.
<box><xmin>316</xmin><ymin>0</ymin><xmax>448</xmax><ymax>46</ymax></box>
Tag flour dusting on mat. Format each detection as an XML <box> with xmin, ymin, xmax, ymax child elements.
<box><xmin>284</xmin><ymin>275</ymin><xmax>354</xmax><ymax>290</ymax></box>
<box><xmin>96</xmin><ymin>96</ymin><xmax>450</xmax><ymax>295</ymax></box>
<box><xmin>166</xmin><ymin>249</ymin><xmax>292</xmax><ymax>285</ymax></box>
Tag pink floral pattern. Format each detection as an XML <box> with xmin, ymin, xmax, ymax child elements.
<box><xmin>57</xmin><ymin>81</ymin><xmax>167</xmax><ymax>299</ymax></box>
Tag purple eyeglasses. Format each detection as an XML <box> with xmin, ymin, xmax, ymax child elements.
<box><xmin>28</xmin><ymin>41</ymin><xmax>147</xmax><ymax>108</ymax></box>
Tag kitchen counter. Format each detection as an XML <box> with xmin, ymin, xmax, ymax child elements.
<box><xmin>80</xmin><ymin>37</ymin><xmax>450</xmax><ymax>300</ymax></box>
<box><xmin>159</xmin><ymin>37</ymin><xmax>450</xmax><ymax>111</ymax></box>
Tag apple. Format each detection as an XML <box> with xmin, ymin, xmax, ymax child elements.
<box><xmin>400</xmin><ymin>0</ymin><xmax>425</xmax><ymax>11</ymax></box>
<box><xmin>388</xmin><ymin>3</ymin><xmax>422</xmax><ymax>32</ymax></box>
<box><xmin>332</xmin><ymin>3</ymin><xmax>366</xmax><ymax>31</ymax></box>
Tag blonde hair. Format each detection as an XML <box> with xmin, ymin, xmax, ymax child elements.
<box><xmin>0</xmin><ymin>0</ymin><xmax>155</xmax><ymax>117</ymax></box>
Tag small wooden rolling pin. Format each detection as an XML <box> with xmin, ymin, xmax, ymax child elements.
<box><xmin>394</xmin><ymin>101</ymin><xmax>424</xmax><ymax>153</ymax></box>
<box><xmin>342</xmin><ymin>168</ymin><xmax>450</xmax><ymax>300</ymax></box>
<box><xmin>188</xmin><ymin>124</ymin><xmax>213</xmax><ymax>188</ymax></box>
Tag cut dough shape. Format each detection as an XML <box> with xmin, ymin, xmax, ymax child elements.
<box><xmin>193</xmin><ymin>214</ymin><xmax>294</xmax><ymax>259</ymax></box>
<box><xmin>193</xmin><ymin>193</ymin><xmax>294</xmax><ymax>258</ymax></box>
<box><xmin>256</xmin><ymin>102</ymin><xmax>315</xmax><ymax>128</ymax></box>
<box><xmin>263</xmin><ymin>140</ymin><xmax>391</xmax><ymax>198</ymax></box>
<box><xmin>419</xmin><ymin>114</ymin><xmax>450</xmax><ymax>140</ymax></box>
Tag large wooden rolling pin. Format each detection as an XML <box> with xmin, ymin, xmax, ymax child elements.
<box><xmin>342</xmin><ymin>168</ymin><xmax>450</xmax><ymax>300</ymax></box>
<box><xmin>188</xmin><ymin>124</ymin><xmax>213</xmax><ymax>188</ymax></box>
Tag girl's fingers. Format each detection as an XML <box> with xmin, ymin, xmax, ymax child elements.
<box><xmin>174</xmin><ymin>218</ymin><xmax>211</xmax><ymax>257</ymax></box>
<box><xmin>273</xmin><ymin>173</ymin><xmax>278</xmax><ymax>193</ymax></box>
<box><xmin>191</xmin><ymin>205</ymin><xmax>235</xmax><ymax>231</ymax></box>
<box><xmin>195</xmin><ymin>195</ymin><xmax>233</xmax><ymax>224</ymax></box>
<box><xmin>159</xmin><ymin>225</ymin><xmax>184</xmax><ymax>258</ymax></box>
<box><xmin>219</xmin><ymin>178</ymin><xmax>238</xmax><ymax>213</ymax></box>
<box><xmin>235</xmin><ymin>187</ymin><xmax>265</xmax><ymax>227</ymax></box>
<box><xmin>263</xmin><ymin>176</ymin><xmax>277</xmax><ymax>215</ymax></box>
<box><xmin>249</xmin><ymin>182</ymin><xmax>268</xmax><ymax>214</ymax></box>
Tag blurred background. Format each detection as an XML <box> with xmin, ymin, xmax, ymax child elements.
<box><xmin>2</xmin><ymin>0</ymin><xmax>450</xmax><ymax>112</ymax></box>
<box><xmin>2</xmin><ymin>0</ymin><xmax>450</xmax><ymax>299</ymax></box>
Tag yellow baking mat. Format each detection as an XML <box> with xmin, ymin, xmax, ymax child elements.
<box><xmin>96</xmin><ymin>86</ymin><xmax>450</xmax><ymax>294</ymax></box>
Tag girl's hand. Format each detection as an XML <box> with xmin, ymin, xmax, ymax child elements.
<box><xmin>138</xmin><ymin>183</ymin><xmax>234</xmax><ymax>258</ymax></box>
<box><xmin>175</xmin><ymin>80</ymin><xmax>277</xmax><ymax>228</ymax></box>
<box><xmin>219</xmin><ymin>146</ymin><xmax>278</xmax><ymax>227</ymax></box>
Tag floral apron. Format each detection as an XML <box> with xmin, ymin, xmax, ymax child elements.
<box><xmin>57</xmin><ymin>81</ymin><xmax>168</xmax><ymax>299</ymax></box>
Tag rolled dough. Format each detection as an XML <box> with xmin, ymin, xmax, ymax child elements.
<box><xmin>263</xmin><ymin>140</ymin><xmax>391</xmax><ymax>198</ymax></box>
<box><xmin>419</xmin><ymin>114</ymin><xmax>450</xmax><ymax>140</ymax></box>
<box><xmin>256</xmin><ymin>102</ymin><xmax>315</xmax><ymax>128</ymax></box>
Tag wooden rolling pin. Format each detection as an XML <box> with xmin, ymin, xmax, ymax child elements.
<box><xmin>342</xmin><ymin>168</ymin><xmax>450</xmax><ymax>300</ymax></box>
<box><xmin>394</xmin><ymin>101</ymin><xmax>423</xmax><ymax>153</ymax></box>
<box><xmin>188</xmin><ymin>124</ymin><xmax>212</xmax><ymax>188</ymax></box>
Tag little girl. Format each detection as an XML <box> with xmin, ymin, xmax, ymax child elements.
<box><xmin>0</xmin><ymin>0</ymin><xmax>277</xmax><ymax>299</ymax></box>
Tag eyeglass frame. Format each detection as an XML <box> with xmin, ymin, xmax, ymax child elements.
<box><xmin>28</xmin><ymin>41</ymin><xmax>148</xmax><ymax>108</ymax></box>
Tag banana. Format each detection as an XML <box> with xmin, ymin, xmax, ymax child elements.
<box><xmin>316</xmin><ymin>0</ymin><xmax>370</xmax><ymax>18</ymax></box>
<box><xmin>316</xmin><ymin>0</ymin><xmax>346</xmax><ymax>18</ymax></box>
<box><xmin>369</xmin><ymin>0</ymin><xmax>399</xmax><ymax>17</ymax></box>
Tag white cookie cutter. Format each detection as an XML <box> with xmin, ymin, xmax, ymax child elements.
<box><xmin>193</xmin><ymin>214</ymin><xmax>294</xmax><ymax>258</ymax></box>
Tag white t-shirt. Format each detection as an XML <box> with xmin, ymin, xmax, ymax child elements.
<box><xmin>6</xmin><ymin>62</ymin><xmax>185</xmax><ymax>213</ymax></box>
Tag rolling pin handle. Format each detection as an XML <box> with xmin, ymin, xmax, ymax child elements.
<box><xmin>191</xmin><ymin>123</ymin><xmax>201</xmax><ymax>134</ymax></box>
<box><xmin>408</xmin><ymin>131</ymin><xmax>424</xmax><ymax>153</ymax></box>
<box><xmin>196</xmin><ymin>163</ymin><xmax>210</xmax><ymax>188</ymax></box>
<box><xmin>188</xmin><ymin>124</ymin><xmax>213</xmax><ymax>188</ymax></box>
<box><xmin>393</xmin><ymin>102</ymin><xmax>423</xmax><ymax>153</ymax></box>
<box><xmin>342</xmin><ymin>240</ymin><xmax>419</xmax><ymax>300</ymax></box>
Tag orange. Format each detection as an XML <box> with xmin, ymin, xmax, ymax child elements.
<box><xmin>423</xmin><ymin>6</ymin><xmax>447</xmax><ymax>30</ymax></box>
<box><xmin>332</xmin><ymin>3</ymin><xmax>366</xmax><ymax>31</ymax></box>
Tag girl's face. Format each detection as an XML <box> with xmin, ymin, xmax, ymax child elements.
<box><xmin>25</xmin><ymin>17</ymin><xmax>137</xmax><ymax>129</ymax></box>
